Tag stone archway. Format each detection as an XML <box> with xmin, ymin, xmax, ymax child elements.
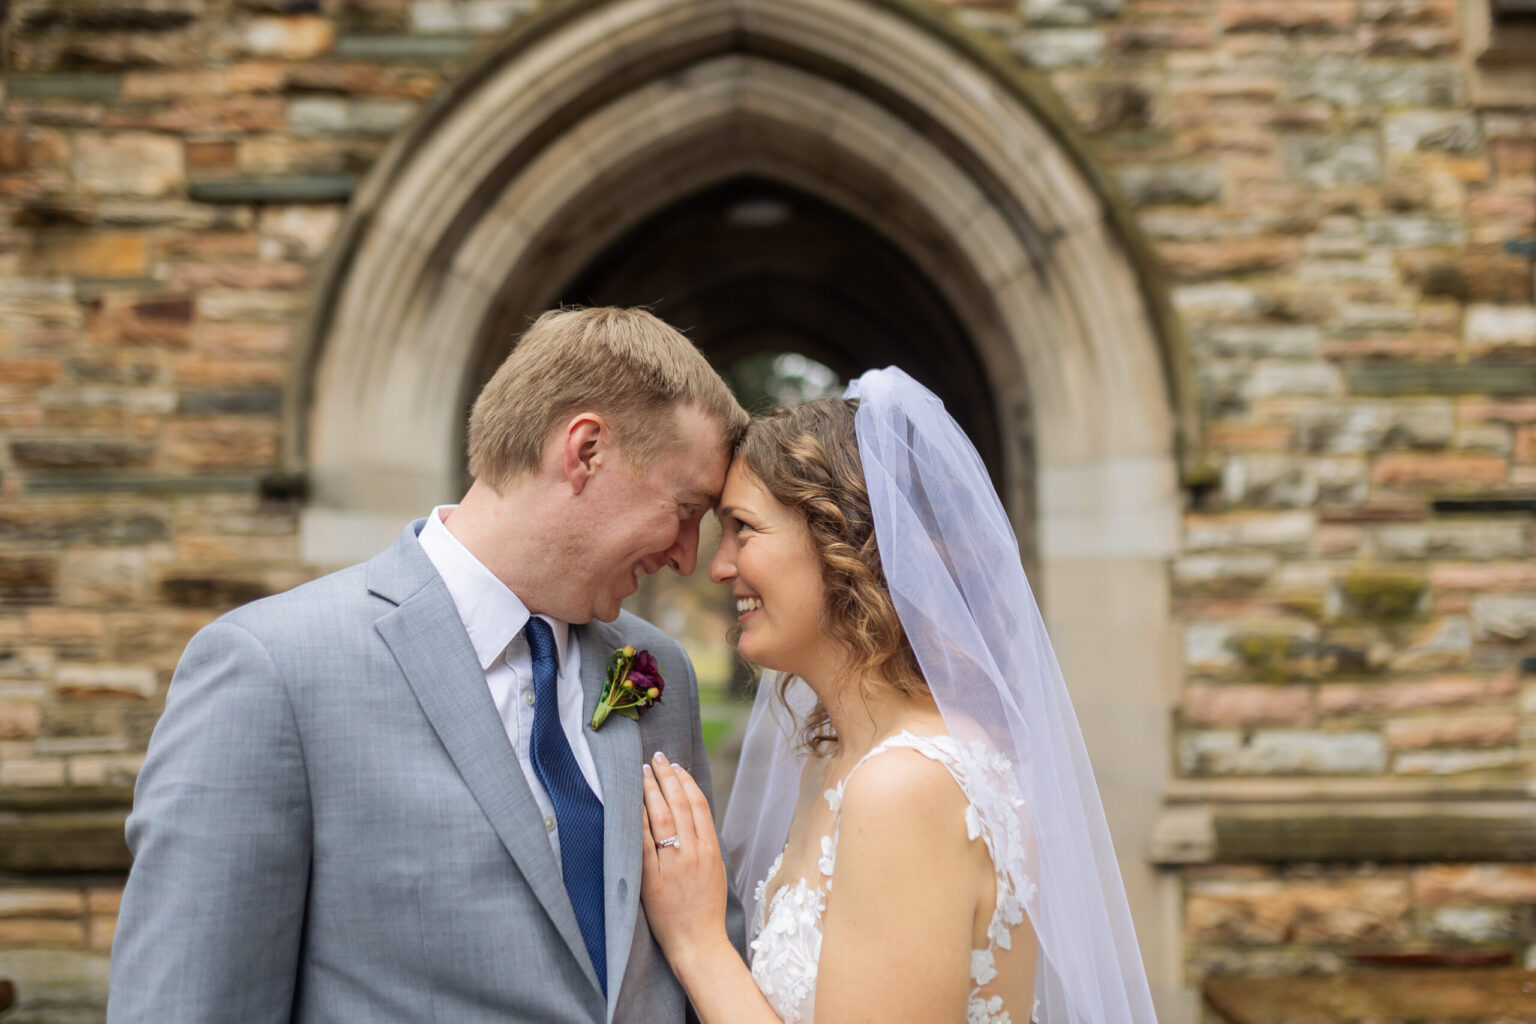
<box><xmin>295</xmin><ymin>0</ymin><xmax>1197</xmax><ymax>1004</ymax></box>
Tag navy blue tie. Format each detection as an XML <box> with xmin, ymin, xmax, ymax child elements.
<box><xmin>525</xmin><ymin>616</ymin><xmax>607</xmax><ymax>996</ymax></box>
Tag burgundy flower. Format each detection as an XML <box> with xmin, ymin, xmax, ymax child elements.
<box><xmin>629</xmin><ymin>651</ymin><xmax>663</xmax><ymax>698</ymax></box>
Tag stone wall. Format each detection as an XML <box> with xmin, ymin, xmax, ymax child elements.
<box><xmin>1</xmin><ymin>0</ymin><xmax>1533</xmax><ymax>1018</ymax></box>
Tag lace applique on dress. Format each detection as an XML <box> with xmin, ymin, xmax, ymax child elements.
<box><xmin>747</xmin><ymin>732</ymin><xmax>1036</xmax><ymax>1024</ymax></box>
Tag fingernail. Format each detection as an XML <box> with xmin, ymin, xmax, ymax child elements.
<box><xmin>653</xmin><ymin>750</ymin><xmax>668</xmax><ymax>765</ymax></box>
<box><xmin>641</xmin><ymin>763</ymin><xmax>652</xmax><ymax>778</ymax></box>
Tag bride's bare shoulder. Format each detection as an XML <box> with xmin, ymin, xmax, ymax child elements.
<box><xmin>838</xmin><ymin>744</ymin><xmax>969</xmax><ymax>837</ymax></box>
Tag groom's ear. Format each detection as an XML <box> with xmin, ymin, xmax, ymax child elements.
<box><xmin>560</xmin><ymin>412</ymin><xmax>608</xmax><ymax>495</ymax></box>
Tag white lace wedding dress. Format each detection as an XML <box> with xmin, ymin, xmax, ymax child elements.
<box><xmin>747</xmin><ymin>732</ymin><xmax>1039</xmax><ymax>1024</ymax></box>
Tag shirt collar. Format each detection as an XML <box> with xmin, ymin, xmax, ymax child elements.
<box><xmin>417</xmin><ymin>505</ymin><xmax>572</xmax><ymax>672</ymax></box>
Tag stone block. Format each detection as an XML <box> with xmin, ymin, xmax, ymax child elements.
<box><xmin>288</xmin><ymin>96</ymin><xmax>418</xmax><ymax>135</ymax></box>
<box><xmin>86</xmin><ymin>292</ymin><xmax>195</xmax><ymax>347</ymax></box>
<box><xmin>188</xmin><ymin>174</ymin><xmax>360</xmax><ymax>204</ymax></box>
<box><xmin>52</xmin><ymin>665</ymin><xmax>156</xmax><ymax>699</ymax></box>
<box><xmin>195</xmin><ymin>289</ymin><xmax>309</xmax><ymax>323</ymax></box>
<box><xmin>1244</xmin><ymin>361</ymin><xmax>1345</xmax><ymax>400</ymax></box>
<box><xmin>1182</xmin><ymin>684</ymin><xmax>1314</xmax><ymax>727</ymax></box>
<box><xmin>1419</xmin><ymin>906</ymin><xmax>1531</xmax><ymax>944</ymax></box>
<box><xmin>237</xmin><ymin>14</ymin><xmax>336</xmax><ymax>58</ymax></box>
<box><xmin>1156</xmin><ymin>237</ymin><xmax>1302</xmax><ymax>281</ymax></box>
<box><xmin>1413</xmin><ymin>865</ymin><xmax>1536</xmax><ymax>905</ymax></box>
<box><xmin>1348</xmin><ymin>363</ymin><xmax>1536</xmax><ymax>397</ymax></box>
<box><xmin>1389</xmin><ymin>615</ymin><xmax>1471</xmax><ymax>670</ymax></box>
<box><xmin>1285</xmin><ymin>61</ymin><xmax>1464</xmax><ymax>107</ymax></box>
<box><xmin>1186</xmin><ymin>876</ymin><xmax>1410</xmax><ymax>944</ymax></box>
<box><xmin>1173</xmin><ymin>553</ymin><xmax>1279</xmax><ymax>592</ymax></box>
<box><xmin>107</xmin><ymin>609</ymin><xmax>213</xmax><ymax>667</ymax></box>
<box><xmin>1373</xmin><ymin>522</ymin><xmax>1530</xmax><ymax>561</ymax></box>
<box><xmin>1362</xmin><ymin>22</ymin><xmax>1460</xmax><ymax>56</ymax></box>
<box><xmin>9</xmin><ymin>440</ymin><xmax>156</xmax><ymax>471</ymax></box>
<box><xmin>4</xmin><ymin>74</ymin><xmax>121</xmax><ymax>101</ymax></box>
<box><xmin>0</xmin><ymin>759</ymin><xmax>67</xmax><ymax>788</ymax></box>
<box><xmin>161</xmin><ymin>417</ymin><xmax>278</xmax><ymax>471</ymax></box>
<box><xmin>1460</xmin><ymin>399</ymin><xmax>1536</xmax><ymax>426</ymax></box>
<box><xmin>57</xmin><ymin>549</ymin><xmax>150</xmax><ymax>607</ymax></box>
<box><xmin>1179</xmin><ymin>728</ymin><xmax>1386</xmax><ymax>775</ymax></box>
<box><xmin>158</xmin><ymin>574</ymin><xmax>274</xmax><ymax>609</ymax></box>
<box><xmin>1221</xmin><ymin>0</ymin><xmax>1355</xmax><ymax>34</ymax></box>
<box><xmin>0</xmin><ymin>947</ymin><xmax>109</xmax><ymax>1022</ymax></box>
<box><xmin>1363</xmin><ymin>215</ymin><xmax>1465</xmax><ymax>246</ymax></box>
<box><xmin>258</xmin><ymin>204</ymin><xmax>344</xmax><ymax>261</ymax></box>
<box><xmin>333</xmin><ymin>34</ymin><xmax>476</xmax><ymax>60</ymax></box>
<box><xmin>410</xmin><ymin>0</ymin><xmax>534</xmax><ymax>33</ymax></box>
<box><xmin>0</xmin><ymin>889</ymin><xmax>84</xmax><ymax>918</ymax></box>
<box><xmin>1200</xmin><ymin>325</ymin><xmax>1321</xmax><ymax>359</ymax></box>
<box><xmin>67</xmin><ymin>754</ymin><xmax>144</xmax><ymax>787</ymax></box>
<box><xmin>1008</xmin><ymin>27</ymin><xmax>1106</xmax><ymax>69</ymax></box>
<box><xmin>1466</xmin><ymin>305</ymin><xmax>1536</xmax><ymax>350</ymax></box>
<box><xmin>1472</xmin><ymin>594</ymin><xmax>1536</xmax><ymax>641</ymax></box>
<box><xmin>1384</xmin><ymin>713</ymin><xmax>1517</xmax><ymax>750</ymax></box>
<box><xmin>1369</xmin><ymin>452</ymin><xmax>1508</xmax><ymax>487</ymax></box>
<box><xmin>0</xmin><ymin>919</ymin><xmax>86</xmax><ymax>948</ymax></box>
<box><xmin>73</xmin><ymin>133</ymin><xmax>185</xmax><ymax>198</ymax></box>
<box><xmin>0</xmin><ymin>558</ymin><xmax>56</xmax><ymax>606</ymax></box>
<box><xmin>0</xmin><ymin>702</ymin><xmax>42</xmax><ymax>740</ymax></box>
<box><xmin>1383</xmin><ymin>111</ymin><xmax>1481</xmax><ymax>154</ymax></box>
<box><xmin>104</xmin><ymin>96</ymin><xmax>288</xmax><ymax>133</ymax></box>
<box><xmin>33</xmin><ymin>231</ymin><xmax>150</xmax><ymax>279</ymax></box>
<box><xmin>1283</xmin><ymin>135</ymin><xmax>1381</xmax><ymax>188</ymax></box>
<box><xmin>1222</xmin><ymin>455</ymin><xmax>1315</xmax><ymax>508</ymax></box>
<box><xmin>1292</xmin><ymin>399</ymin><xmax>1455</xmax><ymax>454</ymax></box>
<box><xmin>88</xmin><ymin>914</ymin><xmax>116</xmax><ymax>952</ymax></box>
<box><xmin>1185</xmin><ymin>511</ymin><xmax>1316</xmax><ymax>553</ymax></box>
<box><xmin>1118</xmin><ymin>162</ymin><xmax>1225</xmax><ymax>206</ymax></box>
<box><xmin>85</xmin><ymin>889</ymin><xmax>121</xmax><ymax>915</ymax></box>
<box><xmin>0</xmin><ymin>507</ymin><xmax>167</xmax><ymax>548</ymax></box>
<box><xmin>169</xmin><ymin>262</ymin><xmax>310</xmax><ymax>291</ymax></box>
<box><xmin>1317</xmin><ymin>675</ymin><xmax>1517</xmax><ymax>715</ymax></box>
<box><xmin>1393</xmin><ymin>747</ymin><xmax>1526</xmax><ymax>774</ymax></box>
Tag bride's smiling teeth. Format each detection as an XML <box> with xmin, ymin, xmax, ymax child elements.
<box><xmin>736</xmin><ymin>597</ymin><xmax>763</xmax><ymax>615</ymax></box>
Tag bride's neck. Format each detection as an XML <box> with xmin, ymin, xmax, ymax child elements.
<box><xmin>809</xmin><ymin>665</ymin><xmax>936</xmax><ymax>761</ymax></box>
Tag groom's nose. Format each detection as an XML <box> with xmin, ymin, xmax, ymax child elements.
<box><xmin>666</xmin><ymin>517</ymin><xmax>701</xmax><ymax>576</ymax></box>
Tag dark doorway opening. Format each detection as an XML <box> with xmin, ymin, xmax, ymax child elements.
<box><xmin>558</xmin><ymin>177</ymin><xmax>1003</xmax><ymax>483</ymax></box>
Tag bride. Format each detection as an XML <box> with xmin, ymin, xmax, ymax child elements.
<box><xmin>638</xmin><ymin>368</ymin><xmax>1156</xmax><ymax>1024</ymax></box>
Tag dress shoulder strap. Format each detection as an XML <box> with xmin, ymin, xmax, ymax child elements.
<box><xmin>821</xmin><ymin>731</ymin><xmax>967</xmax><ymax>816</ymax></box>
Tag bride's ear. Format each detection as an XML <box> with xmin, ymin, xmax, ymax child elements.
<box><xmin>560</xmin><ymin>412</ymin><xmax>609</xmax><ymax>494</ymax></box>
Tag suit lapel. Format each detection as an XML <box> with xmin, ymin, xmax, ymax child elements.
<box><xmin>370</xmin><ymin>531</ymin><xmax>601</xmax><ymax>997</ymax></box>
<box><xmin>577</xmin><ymin>619</ymin><xmax>644</xmax><ymax>1021</ymax></box>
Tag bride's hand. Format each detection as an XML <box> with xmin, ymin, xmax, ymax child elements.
<box><xmin>640</xmin><ymin>751</ymin><xmax>729</xmax><ymax>964</ymax></box>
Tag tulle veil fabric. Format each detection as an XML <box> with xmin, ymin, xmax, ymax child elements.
<box><xmin>720</xmin><ymin>367</ymin><xmax>1157</xmax><ymax>1024</ymax></box>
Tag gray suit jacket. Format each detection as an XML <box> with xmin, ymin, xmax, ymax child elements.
<box><xmin>110</xmin><ymin>521</ymin><xmax>746</xmax><ymax>1023</ymax></box>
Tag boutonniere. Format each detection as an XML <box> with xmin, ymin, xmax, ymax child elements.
<box><xmin>590</xmin><ymin>645</ymin><xmax>665</xmax><ymax>730</ymax></box>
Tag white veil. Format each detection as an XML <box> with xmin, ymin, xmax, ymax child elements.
<box><xmin>720</xmin><ymin>367</ymin><xmax>1157</xmax><ymax>1024</ymax></box>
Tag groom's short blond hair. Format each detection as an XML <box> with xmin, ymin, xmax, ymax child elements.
<box><xmin>468</xmin><ymin>306</ymin><xmax>748</xmax><ymax>491</ymax></box>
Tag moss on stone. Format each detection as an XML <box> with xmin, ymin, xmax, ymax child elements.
<box><xmin>1340</xmin><ymin>570</ymin><xmax>1426</xmax><ymax>623</ymax></box>
<box><xmin>1232</xmin><ymin>633</ymin><xmax>1296</xmax><ymax>682</ymax></box>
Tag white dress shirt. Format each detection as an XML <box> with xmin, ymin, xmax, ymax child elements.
<box><xmin>417</xmin><ymin>505</ymin><xmax>604</xmax><ymax>863</ymax></box>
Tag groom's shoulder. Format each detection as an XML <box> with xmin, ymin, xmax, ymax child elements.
<box><xmin>209</xmin><ymin>523</ymin><xmax>421</xmax><ymax>644</ymax></box>
<box><xmin>214</xmin><ymin>560</ymin><xmax>375</xmax><ymax>638</ymax></box>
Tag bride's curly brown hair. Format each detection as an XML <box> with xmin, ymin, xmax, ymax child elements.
<box><xmin>733</xmin><ymin>398</ymin><xmax>928</xmax><ymax>756</ymax></box>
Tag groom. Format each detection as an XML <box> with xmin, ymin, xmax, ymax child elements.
<box><xmin>109</xmin><ymin>307</ymin><xmax>749</xmax><ymax>1023</ymax></box>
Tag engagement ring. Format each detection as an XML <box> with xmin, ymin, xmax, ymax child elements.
<box><xmin>656</xmin><ymin>834</ymin><xmax>681</xmax><ymax>849</ymax></box>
